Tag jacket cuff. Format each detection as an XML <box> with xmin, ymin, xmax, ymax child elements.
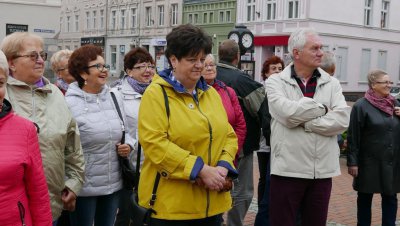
<box><xmin>65</xmin><ymin>178</ymin><xmax>82</xmax><ymax>196</ymax></box>
<box><xmin>217</xmin><ymin>160</ymin><xmax>239</xmax><ymax>179</ymax></box>
<box><xmin>190</xmin><ymin>157</ymin><xmax>204</xmax><ymax>180</ymax></box>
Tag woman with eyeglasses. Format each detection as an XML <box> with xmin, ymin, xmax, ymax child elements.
<box><xmin>347</xmin><ymin>69</ymin><xmax>400</xmax><ymax>226</ymax></box>
<box><xmin>65</xmin><ymin>44</ymin><xmax>135</xmax><ymax>226</ymax></box>
<box><xmin>0</xmin><ymin>50</ymin><xmax>52</xmax><ymax>226</ymax></box>
<box><xmin>138</xmin><ymin>24</ymin><xmax>238</xmax><ymax>226</ymax></box>
<box><xmin>111</xmin><ymin>47</ymin><xmax>155</xmax><ymax>226</ymax></box>
<box><xmin>1</xmin><ymin>32</ymin><xmax>85</xmax><ymax>226</ymax></box>
<box><xmin>202</xmin><ymin>54</ymin><xmax>246</xmax><ymax>166</ymax></box>
<box><xmin>50</xmin><ymin>49</ymin><xmax>75</xmax><ymax>95</ymax></box>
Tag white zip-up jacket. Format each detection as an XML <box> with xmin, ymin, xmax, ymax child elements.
<box><xmin>265</xmin><ymin>63</ymin><xmax>350</xmax><ymax>179</ymax></box>
<box><xmin>66</xmin><ymin>82</ymin><xmax>134</xmax><ymax>196</ymax></box>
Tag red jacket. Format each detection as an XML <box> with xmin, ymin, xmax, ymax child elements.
<box><xmin>0</xmin><ymin>101</ymin><xmax>52</xmax><ymax>226</ymax></box>
<box><xmin>212</xmin><ymin>80</ymin><xmax>246</xmax><ymax>156</ymax></box>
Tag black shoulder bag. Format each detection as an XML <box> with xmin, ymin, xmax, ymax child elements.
<box><xmin>110</xmin><ymin>92</ymin><xmax>136</xmax><ymax>190</ymax></box>
<box><xmin>129</xmin><ymin>85</ymin><xmax>169</xmax><ymax>226</ymax></box>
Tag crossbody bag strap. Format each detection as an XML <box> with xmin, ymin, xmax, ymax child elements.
<box><xmin>110</xmin><ymin>92</ymin><xmax>125</xmax><ymax>144</ymax></box>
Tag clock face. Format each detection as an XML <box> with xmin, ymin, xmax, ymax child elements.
<box><xmin>241</xmin><ymin>33</ymin><xmax>253</xmax><ymax>49</ymax></box>
<box><xmin>228</xmin><ymin>33</ymin><xmax>239</xmax><ymax>43</ymax></box>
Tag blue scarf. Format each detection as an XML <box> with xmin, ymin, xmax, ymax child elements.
<box><xmin>56</xmin><ymin>78</ymin><xmax>69</xmax><ymax>92</ymax></box>
<box><xmin>126</xmin><ymin>76</ymin><xmax>151</xmax><ymax>94</ymax></box>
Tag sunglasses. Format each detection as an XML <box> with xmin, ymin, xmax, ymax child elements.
<box><xmin>15</xmin><ymin>51</ymin><xmax>47</xmax><ymax>61</ymax></box>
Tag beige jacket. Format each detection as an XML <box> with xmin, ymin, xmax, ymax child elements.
<box><xmin>266</xmin><ymin>63</ymin><xmax>350</xmax><ymax>179</ymax></box>
<box><xmin>6</xmin><ymin>76</ymin><xmax>85</xmax><ymax>220</ymax></box>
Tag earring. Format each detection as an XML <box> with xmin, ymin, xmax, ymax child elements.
<box><xmin>173</xmin><ymin>67</ymin><xmax>176</xmax><ymax>72</ymax></box>
<box><xmin>84</xmin><ymin>80</ymin><xmax>87</xmax><ymax>85</ymax></box>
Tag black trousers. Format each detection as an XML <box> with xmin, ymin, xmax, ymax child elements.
<box><xmin>149</xmin><ymin>214</ymin><xmax>222</xmax><ymax>226</ymax></box>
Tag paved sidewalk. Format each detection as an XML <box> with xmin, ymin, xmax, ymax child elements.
<box><xmin>240</xmin><ymin>154</ymin><xmax>400</xmax><ymax>226</ymax></box>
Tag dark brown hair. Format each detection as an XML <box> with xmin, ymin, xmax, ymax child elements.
<box><xmin>68</xmin><ymin>45</ymin><xmax>103</xmax><ymax>88</ymax></box>
<box><xmin>124</xmin><ymin>47</ymin><xmax>154</xmax><ymax>72</ymax></box>
<box><xmin>261</xmin><ymin>56</ymin><xmax>285</xmax><ymax>80</ymax></box>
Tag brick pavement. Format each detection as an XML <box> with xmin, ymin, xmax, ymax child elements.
<box><xmin>239</xmin><ymin>154</ymin><xmax>400</xmax><ymax>226</ymax></box>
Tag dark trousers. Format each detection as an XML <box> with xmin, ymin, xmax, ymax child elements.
<box><xmin>269</xmin><ymin>175</ymin><xmax>332</xmax><ymax>226</ymax></box>
<box><xmin>256</xmin><ymin>152</ymin><xmax>269</xmax><ymax>204</ymax></box>
<box><xmin>254</xmin><ymin>152</ymin><xmax>271</xmax><ymax>226</ymax></box>
<box><xmin>114</xmin><ymin>188</ymin><xmax>133</xmax><ymax>226</ymax></box>
<box><xmin>56</xmin><ymin>211</ymin><xmax>70</xmax><ymax>226</ymax></box>
<box><xmin>357</xmin><ymin>192</ymin><xmax>398</xmax><ymax>226</ymax></box>
<box><xmin>149</xmin><ymin>214</ymin><xmax>222</xmax><ymax>226</ymax></box>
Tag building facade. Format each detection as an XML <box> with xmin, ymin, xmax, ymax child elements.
<box><xmin>0</xmin><ymin>0</ymin><xmax>61</xmax><ymax>81</ymax></box>
<box><xmin>237</xmin><ymin>0</ymin><xmax>400</xmax><ymax>96</ymax></box>
<box><xmin>183</xmin><ymin>0</ymin><xmax>236</xmax><ymax>56</ymax></box>
<box><xmin>58</xmin><ymin>0</ymin><xmax>183</xmax><ymax>79</ymax></box>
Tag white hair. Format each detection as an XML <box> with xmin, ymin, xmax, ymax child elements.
<box><xmin>0</xmin><ymin>50</ymin><xmax>9</xmax><ymax>76</ymax></box>
<box><xmin>288</xmin><ymin>28</ymin><xmax>319</xmax><ymax>58</ymax></box>
<box><xmin>205</xmin><ymin>53</ymin><xmax>216</xmax><ymax>63</ymax></box>
<box><xmin>321</xmin><ymin>51</ymin><xmax>336</xmax><ymax>70</ymax></box>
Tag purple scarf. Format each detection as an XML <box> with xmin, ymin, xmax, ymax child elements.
<box><xmin>126</xmin><ymin>76</ymin><xmax>151</xmax><ymax>94</ymax></box>
<box><xmin>365</xmin><ymin>88</ymin><xmax>395</xmax><ymax>116</ymax></box>
<box><xmin>55</xmin><ymin>78</ymin><xmax>69</xmax><ymax>92</ymax></box>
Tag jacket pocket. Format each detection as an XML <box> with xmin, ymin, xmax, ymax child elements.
<box><xmin>18</xmin><ymin>201</ymin><xmax>26</xmax><ymax>226</ymax></box>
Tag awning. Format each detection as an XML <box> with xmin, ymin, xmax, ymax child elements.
<box><xmin>254</xmin><ymin>35</ymin><xmax>289</xmax><ymax>46</ymax></box>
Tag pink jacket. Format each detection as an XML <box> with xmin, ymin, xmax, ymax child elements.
<box><xmin>0</xmin><ymin>105</ymin><xmax>52</xmax><ymax>226</ymax></box>
<box><xmin>212</xmin><ymin>80</ymin><xmax>247</xmax><ymax>156</ymax></box>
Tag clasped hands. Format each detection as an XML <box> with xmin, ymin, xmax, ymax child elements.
<box><xmin>195</xmin><ymin>165</ymin><xmax>232</xmax><ymax>192</ymax></box>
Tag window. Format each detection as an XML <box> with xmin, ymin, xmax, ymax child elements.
<box><xmin>131</xmin><ymin>8</ymin><xmax>137</xmax><ymax>28</ymax></box>
<box><xmin>381</xmin><ymin>0</ymin><xmax>389</xmax><ymax>28</ymax></box>
<box><xmin>209</xmin><ymin>12</ymin><xmax>214</xmax><ymax>23</ymax></box>
<box><xmin>335</xmin><ymin>47</ymin><xmax>348</xmax><ymax>81</ymax></box>
<box><xmin>100</xmin><ymin>10</ymin><xmax>104</xmax><ymax>29</ymax></box>
<box><xmin>188</xmin><ymin>14</ymin><xmax>193</xmax><ymax>24</ymax></box>
<box><xmin>92</xmin><ymin>11</ymin><xmax>97</xmax><ymax>29</ymax></box>
<box><xmin>288</xmin><ymin>0</ymin><xmax>299</xmax><ymax>19</ymax></box>
<box><xmin>377</xmin><ymin>50</ymin><xmax>387</xmax><ymax>70</ymax></box>
<box><xmin>66</xmin><ymin>16</ymin><xmax>70</xmax><ymax>32</ymax></box>
<box><xmin>111</xmin><ymin>45</ymin><xmax>117</xmax><ymax>70</ymax></box>
<box><xmin>247</xmin><ymin>0</ymin><xmax>256</xmax><ymax>21</ymax></box>
<box><xmin>203</xmin><ymin>13</ymin><xmax>207</xmax><ymax>23</ymax></box>
<box><xmin>75</xmin><ymin>15</ymin><xmax>79</xmax><ymax>31</ymax></box>
<box><xmin>146</xmin><ymin>7</ymin><xmax>152</xmax><ymax>26</ymax></box>
<box><xmin>219</xmin><ymin>11</ymin><xmax>225</xmax><ymax>22</ymax></box>
<box><xmin>59</xmin><ymin>16</ymin><xmax>62</xmax><ymax>31</ymax></box>
<box><xmin>111</xmin><ymin>11</ymin><xmax>116</xmax><ymax>30</ymax></box>
<box><xmin>171</xmin><ymin>4</ymin><xmax>178</xmax><ymax>25</ymax></box>
<box><xmin>121</xmin><ymin>9</ymin><xmax>126</xmax><ymax>29</ymax></box>
<box><xmin>364</xmin><ymin>0</ymin><xmax>373</xmax><ymax>26</ymax></box>
<box><xmin>226</xmin><ymin>11</ymin><xmax>231</xmax><ymax>22</ymax></box>
<box><xmin>360</xmin><ymin>49</ymin><xmax>371</xmax><ymax>81</ymax></box>
<box><xmin>158</xmin><ymin>5</ymin><xmax>164</xmax><ymax>26</ymax></box>
<box><xmin>85</xmin><ymin>11</ymin><xmax>90</xmax><ymax>29</ymax></box>
<box><xmin>266</xmin><ymin>0</ymin><xmax>277</xmax><ymax>20</ymax></box>
<box><xmin>194</xmin><ymin>14</ymin><xmax>198</xmax><ymax>24</ymax></box>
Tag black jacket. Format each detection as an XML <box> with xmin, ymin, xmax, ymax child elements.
<box><xmin>347</xmin><ymin>97</ymin><xmax>400</xmax><ymax>195</ymax></box>
<box><xmin>217</xmin><ymin>61</ymin><xmax>269</xmax><ymax>155</ymax></box>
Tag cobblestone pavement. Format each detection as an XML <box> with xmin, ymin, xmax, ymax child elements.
<box><xmin>239</xmin><ymin>154</ymin><xmax>400</xmax><ymax>226</ymax></box>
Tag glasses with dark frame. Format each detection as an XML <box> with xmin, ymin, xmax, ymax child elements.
<box><xmin>375</xmin><ymin>81</ymin><xmax>394</xmax><ymax>85</ymax></box>
<box><xmin>86</xmin><ymin>63</ymin><xmax>110</xmax><ymax>72</ymax></box>
<box><xmin>15</xmin><ymin>51</ymin><xmax>47</xmax><ymax>61</ymax></box>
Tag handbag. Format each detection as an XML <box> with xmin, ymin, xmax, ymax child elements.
<box><xmin>130</xmin><ymin>85</ymin><xmax>169</xmax><ymax>226</ymax></box>
<box><xmin>110</xmin><ymin>92</ymin><xmax>136</xmax><ymax>190</ymax></box>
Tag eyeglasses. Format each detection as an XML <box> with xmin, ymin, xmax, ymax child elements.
<box><xmin>204</xmin><ymin>64</ymin><xmax>216</xmax><ymax>68</ymax></box>
<box><xmin>57</xmin><ymin>68</ymin><xmax>68</xmax><ymax>72</ymax></box>
<box><xmin>86</xmin><ymin>63</ymin><xmax>110</xmax><ymax>72</ymax></box>
<box><xmin>375</xmin><ymin>81</ymin><xmax>394</xmax><ymax>85</ymax></box>
<box><xmin>132</xmin><ymin>65</ymin><xmax>156</xmax><ymax>71</ymax></box>
<box><xmin>15</xmin><ymin>51</ymin><xmax>47</xmax><ymax>61</ymax></box>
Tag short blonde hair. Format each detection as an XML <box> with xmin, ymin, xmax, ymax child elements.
<box><xmin>50</xmin><ymin>49</ymin><xmax>73</xmax><ymax>73</ymax></box>
<box><xmin>0</xmin><ymin>32</ymin><xmax>44</xmax><ymax>61</ymax></box>
<box><xmin>0</xmin><ymin>50</ymin><xmax>9</xmax><ymax>77</ymax></box>
<box><xmin>367</xmin><ymin>69</ymin><xmax>387</xmax><ymax>88</ymax></box>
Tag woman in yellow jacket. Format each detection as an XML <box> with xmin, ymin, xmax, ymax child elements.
<box><xmin>138</xmin><ymin>24</ymin><xmax>238</xmax><ymax>226</ymax></box>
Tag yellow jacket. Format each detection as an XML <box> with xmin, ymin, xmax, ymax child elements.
<box><xmin>138</xmin><ymin>72</ymin><xmax>238</xmax><ymax>220</ymax></box>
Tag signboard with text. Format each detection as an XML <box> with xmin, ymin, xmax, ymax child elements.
<box><xmin>6</xmin><ymin>24</ymin><xmax>28</xmax><ymax>35</ymax></box>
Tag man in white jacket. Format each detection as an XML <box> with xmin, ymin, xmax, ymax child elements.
<box><xmin>265</xmin><ymin>28</ymin><xmax>350</xmax><ymax>226</ymax></box>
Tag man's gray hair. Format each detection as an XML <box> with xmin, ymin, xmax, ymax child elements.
<box><xmin>321</xmin><ymin>51</ymin><xmax>336</xmax><ymax>71</ymax></box>
<box><xmin>0</xmin><ymin>50</ymin><xmax>9</xmax><ymax>76</ymax></box>
<box><xmin>288</xmin><ymin>28</ymin><xmax>319</xmax><ymax>58</ymax></box>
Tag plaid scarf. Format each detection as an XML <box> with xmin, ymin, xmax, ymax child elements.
<box><xmin>126</xmin><ymin>76</ymin><xmax>151</xmax><ymax>94</ymax></box>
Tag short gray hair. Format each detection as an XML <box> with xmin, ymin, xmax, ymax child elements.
<box><xmin>50</xmin><ymin>49</ymin><xmax>73</xmax><ymax>73</ymax></box>
<box><xmin>0</xmin><ymin>50</ymin><xmax>9</xmax><ymax>77</ymax></box>
<box><xmin>367</xmin><ymin>69</ymin><xmax>387</xmax><ymax>88</ymax></box>
<box><xmin>321</xmin><ymin>51</ymin><xmax>336</xmax><ymax>71</ymax></box>
<box><xmin>205</xmin><ymin>54</ymin><xmax>216</xmax><ymax>63</ymax></box>
<box><xmin>288</xmin><ymin>28</ymin><xmax>319</xmax><ymax>58</ymax></box>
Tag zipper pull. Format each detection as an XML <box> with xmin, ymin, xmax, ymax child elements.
<box><xmin>97</xmin><ymin>96</ymin><xmax>100</xmax><ymax>104</ymax></box>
